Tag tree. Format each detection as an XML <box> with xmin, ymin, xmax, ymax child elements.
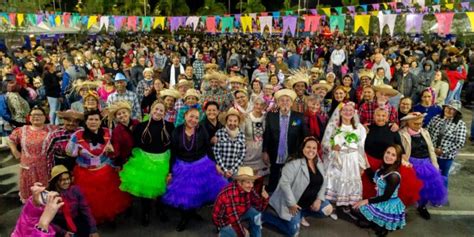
<box><xmin>153</xmin><ymin>0</ymin><xmax>190</xmax><ymax>16</ymax></box>
<box><xmin>0</xmin><ymin>0</ymin><xmax>51</xmax><ymax>12</ymax></box>
<box><xmin>235</xmin><ymin>0</ymin><xmax>266</xmax><ymax>14</ymax></box>
<box><xmin>281</xmin><ymin>0</ymin><xmax>298</xmax><ymax>11</ymax></box>
<box><xmin>197</xmin><ymin>0</ymin><xmax>227</xmax><ymax>15</ymax></box>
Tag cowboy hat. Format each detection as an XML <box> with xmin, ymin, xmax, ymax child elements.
<box><xmin>160</xmin><ymin>89</ymin><xmax>181</xmax><ymax>99</ymax></box>
<box><xmin>358</xmin><ymin>69</ymin><xmax>374</xmax><ymax>79</ymax></box>
<box><xmin>274</xmin><ymin>89</ymin><xmax>297</xmax><ymax>101</ymax></box>
<box><xmin>114</xmin><ymin>73</ymin><xmax>128</xmax><ymax>82</ymax></box>
<box><xmin>184</xmin><ymin>89</ymin><xmax>201</xmax><ymax>100</ymax></box>
<box><xmin>443</xmin><ymin>100</ymin><xmax>462</xmax><ymax>113</ymax></box>
<box><xmin>56</xmin><ymin>110</ymin><xmax>84</xmax><ymax>121</ymax></box>
<box><xmin>400</xmin><ymin>112</ymin><xmax>426</xmax><ymax>121</ymax></box>
<box><xmin>233</xmin><ymin>166</ymin><xmax>259</xmax><ymax>181</ymax></box>
<box><xmin>203</xmin><ymin>71</ymin><xmax>227</xmax><ymax>82</ymax></box>
<box><xmin>374</xmin><ymin>84</ymin><xmax>399</xmax><ymax>97</ymax></box>
<box><xmin>74</xmin><ymin>80</ymin><xmax>102</xmax><ymax>92</ymax></box>
<box><xmin>105</xmin><ymin>101</ymin><xmax>132</xmax><ymax>128</ymax></box>
<box><xmin>288</xmin><ymin>69</ymin><xmax>309</xmax><ymax>88</ymax></box>
<box><xmin>218</xmin><ymin>107</ymin><xmax>244</xmax><ymax>125</ymax></box>
<box><xmin>174</xmin><ymin>79</ymin><xmax>194</xmax><ymax>89</ymax></box>
<box><xmin>49</xmin><ymin>165</ymin><xmax>69</xmax><ymax>182</ymax></box>
<box><xmin>229</xmin><ymin>76</ymin><xmax>248</xmax><ymax>85</ymax></box>
<box><xmin>311</xmin><ymin>80</ymin><xmax>332</xmax><ymax>91</ymax></box>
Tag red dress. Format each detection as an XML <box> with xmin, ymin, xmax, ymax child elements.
<box><xmin>9</xmin><ymin>125</ymin><xmax>55</xmax><ymax>201</ymax></box>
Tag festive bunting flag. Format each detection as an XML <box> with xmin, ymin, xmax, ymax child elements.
<box><xmin>114</xmin><ymin>16</ymin><xmax>125</xmax><ymax>30</ymax></box>
<box><xmin>55</xmin><ymin>15</ymin><xmax>61</xmax><ymax>26</ymax></box>
<box><xmin>330</xmin><ymin>15</ymin><xmax>345</xmax><ymax>32</ymax></box>
<box><xmin>221</xmin><ymin>16</ymin><xmax>234</xmax><ymax>33</ymax></box>
<box><xmin>361</xmin><ymin>5</ymin><xmax>368</xmax><ymax>13</ymax></box>
<box><xmin>63</xmin><ymin>13</ymin><xmax>71</xmax><ymax>27</ymax></box>
<box><xmin>9</xmin><ymin>13</ymin><xmax>16</xmax><ymax>26</ymax></box>
<box><xmin>260</xmin><ymin>12</ymin><xmax>268</xmax><ymax>16</ymax></box>
<box><xmin>206</xmin><ymin>16</ymin><xmax>216</xmax><ymax>33</ymax></box>
<box><xmin>371</xmin><ymin>11</ymin><xmax>379</xmax><ymax>16</ymax></box>
<box><xmin>71</xmin><ymin>15</ymin><xmax>80</xmax><ymax>27</ymax></box>
<box><xmin>347</xmin><ymin>6</ymin><xmax>355</xmax><ymax>13</ymax></box>
<box><xmin>285</xmin><ymin>11</ymin><xmax>293</xmax><ymax>16</ymax></box>
<box><xmin>388</xmin><ymin>2</ymin><xmax>397</xmax><ymax>9</ymax></box>
<box><xmin>48</xmin><ymin>14</ymin><xmax>56</xmax><ymax>27</ymax></box>
<box><xmin>335</xmin><ymin>7</ymin><xmax>343</xmax><ymax>15</ymax></box>
<box><xmin>241</xmin><ymin>16</ymin><xmax>252</xmax><ymax>33</ymax></box>
<box><xmin>354</xmin><ymin>15</ymin><xmax>371</xmax><ymax>35</ymax></box>
<box><xmin>142</xmin><ymin>16</ymin><xmax>152</xmax><ymax>31</ymax></box>
<box><xmin>99</xmin><ymin>16</ymin><xmax>109</xmax><ymax>31</ymax></box>
<box><xmin>17</xmin><ymin>13</ymin><xmax>24</xmax><ymax>26</ymax></box>
<box><xmin>402</xmin><ymin>0</ymin><xmax>410</xmax><ymax>7</ymax></box>
<box><xmin>406</xmin><ymin>14</ymin><xmax>424</xmax><ymax>33</ymax></box>
<box><xmin>435</xmin><ymin>12</ymin><xmax>454</xmax><ymax>35</ymax></box>
<box><xmin>378</xmin><ymin>12</ymin><xmax>397</xmax><ymax>36</ymax></box>
<box><xmin>467</xmin><ymin>12</ymin><xmax>474</xmax><ymax>32</ymax></box>
<box><xmin>185</xmin><ymin>16</ymin><xmax>200</xmax><ymax>31</ymax></box>
<box><xmin>372</xmin><ymin>4</ymin><xmax>380</xmax><ymax>11</ymax></box>
<box><xmin>234</xmin><ymin>14</ymin><xmax>241</xmax><ymax>27</ymax></box>
<box><xmin>322</xmin><ymin>8</ymin><xmax>331</xmax><ymax>16</ymax></box>
<box><xmin>433</xmin><ymin>5</ymin><xmax>441</xmax><ymax>12</ymax></box>
<box><xmin>127</xmin><ymin>16</ymin><xmax>137</xmax><ymax>31</ymax></box>
<box><xmin>309</xmin><ymin>9</ymin><xmax>318</xmax><ymax>15</ymax></box>
<box><xmin>87</xmin><ymin>15</ymin><xmax>97</xmax><ymax>29</ymax></box>
<box><xmin>417</xmin><ymin>0</ymin><xmax>426</xmax><ymax>7</ymax></box>
<box><xmin>26</xmin><ymin>14</ymin><xmax>36</xmax><ymax>25</ymax></box>
<box><xmin>382</xmin><ymin>3</ymin><xmax>388</xmax><ymax>9</ymax></box>
<box><xmin>304</xmin><ymin>15</ymin><xmax>321</xmax><ymax>33</ymax></box>
<box><xmin>445</xmin><ymin>4</ymin><xmax>454</xmax><ymax>10</ymax></box>
<box><xmin>433</xmin><ymin>0</ymin><xmax>440</xmax><ymax>4</ymax></box>
<box><xmin>259</xmin><ymin>16</ymin><xmax>273</xmax><ymax>34</ymax></box>
<box><xmin>153</xmin><ymin>17</ymin><xmax>165</xmax><ymax>30</ymax></box>
<box><xmin>409</xmin><ymin>7</ymin><xmax>416</xmax><ymax>13</ymax></box>
<box><xmin>282</xmin><ymin>16</ymin><xmax>297</xmax><ymax>36</ymax></box>
<box><xmin>461</xmin><ymin>2</ymin><xmax>471</xmax><ymax>10</ymax></box>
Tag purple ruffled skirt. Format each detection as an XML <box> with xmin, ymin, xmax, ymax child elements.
<box><xmin>410</xmin><ymin>157</ymin><xmax>448</xmax><ymax>206</ymax></box>
<box><xmin>162</xmin><ymin>155</ymin><xmax>228</xmax><ymax>210</ymax></box>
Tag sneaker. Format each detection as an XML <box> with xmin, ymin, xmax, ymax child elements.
<box><xmin>417</xmin><ymin>207</ymin><xmax>431</xmax><ymax>220</ymax></box>
<box><xmin>330</xmin><ymin>213</ymin><xmax>338</xmax><ymax>220</ymax></box>
<box><xmin>300</xmin><ymin>217</ymin><xmax>310</xmax><ymax>227</ymax></box>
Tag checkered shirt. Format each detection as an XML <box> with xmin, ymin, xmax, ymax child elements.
<box><xmin>213</xmin><ymin>128</ymin><xmax>246</xmax><ymax>174</ymax></box>
<box><xmin>359</xmin><ymin>101</ymin><xmax>398</xmax><ymax>125</ymax></box>
<box><xmin>193</xmin><ymin>59</ymin><xmax>205</xmax><ymax>80</ymax></box>
<box><xmin>427</xmin><ymin>115</ymin><xmax>467</xmax><ymax>160</ymax></box>
<box><xmin>135</xmin><ymin>79</ymin><xmax>154</xmax><ymax>102</ymax></box>
<box><xmin>107</xmin><ymin>90</ymin><xmax>142</xmax><ymax>120</ymax></box>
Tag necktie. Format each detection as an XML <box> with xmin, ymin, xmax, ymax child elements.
<box><xmin>277</xmin><ymin>115</ymin><xmax>289</xmax><ymax>164</ymax></box>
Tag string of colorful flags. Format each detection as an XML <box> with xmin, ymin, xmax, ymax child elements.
<box><xmin>0</xmin><ymin>1</ymin><xmax>473</xmax><ymax>36</ymax></box>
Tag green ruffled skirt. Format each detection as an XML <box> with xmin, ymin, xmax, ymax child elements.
<box><xmin>119</xmin><ymin>148</ymin><xmax>170</xmax><ymax>199</ymax></box>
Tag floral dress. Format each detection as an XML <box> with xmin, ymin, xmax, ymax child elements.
<box><xmin>9</xmin><ymin>125</ymin><xmax>54</xmax><ymax>201</ymax></box>
<box><xmin>243</xmin><ymin>113</ymin><xmax>268</xmax><ymax>176</ymax></box>
<box><xmin>322</xmin><ymin>123</ymin><xmax>368</xmax><ymax>206</ymax></box>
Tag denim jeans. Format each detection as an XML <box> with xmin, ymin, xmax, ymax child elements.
<box><xmin>437</xmin><ymin>158</ymin><xmax>454</xmax><ymax>188</ymax></box>
<box><xmin>262</xmin><ymin>200</ymin><xmax>331</xmax><ymax>237</ymax></box>
<box><xmin>446</xmin><ymin>81</ymin><xmax>463</xmax><ymax>103</ymax></box>
<box><xmin>47</xmin><ymin>96</ymin><xmax>60</xmax><ymax>125</ymax></box>
<box><xmin>218</xmin><ymin>207</ymin><xmax>262</xmax><ymax>237</ymax></box>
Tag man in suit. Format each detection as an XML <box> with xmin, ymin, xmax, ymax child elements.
<box><xmin>263</xmin><ymin>89</ymin><xmax>308</xmax><ymax>193</ymax></box>
<box><xmin>161</xmin><ymin>53</ymin><xmax>185</xmax><ymax>87</ymax></box>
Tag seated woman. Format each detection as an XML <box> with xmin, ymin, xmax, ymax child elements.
<box><xmin>263</xmin><ymin>137</ymin><xmax>333</xmax><ymax>237</ymax></box>
<box><xmin>48</xmin><ymin>165</ymin><xmax>99</xmax><ymax>237</ymax></box>
<box><xmin>353</xmin><ymin>145</ymin><xmax>407</xmax><ymax>237</ymax></box>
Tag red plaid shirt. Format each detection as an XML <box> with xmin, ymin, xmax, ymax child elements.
<box><xmin>212</xmin><ymin>182</ymin><xmax>269</xmax><ymax>237</ymax></box>
<box><xmin>359</xmin><ymin>101</ymin><xmax>398</xmax><ymax>125</ymax></box>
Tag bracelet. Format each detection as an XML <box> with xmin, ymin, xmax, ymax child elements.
<box><xmin>34</xmin><ymin>224</ymin><xmax>49</xmax><ymax>233</ymax></box>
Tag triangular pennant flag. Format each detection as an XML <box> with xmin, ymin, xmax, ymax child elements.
<box><xmin>81</xmin><ymin>16</ymin><xmax>89</xmax><ymax>27</ymax></box>
<box><xmin>322</xmin><ymin>8</ymin><xmax>331</xmax><ymax>16</ymax></box>
<box><xmin>285</xmin><ymin>10</ymin><xmax>293</xmax><ymax>16</ymax></box>
<box><xmin>406</xmin><ymin>14</ymin><xmax>424</xmax><ymax>33</ymax></box>
<box><xmin>99</xmin><ymin>16</ymin><xmax>110</xmax><ymax>31</ymax></box>
<box><xmin>234</xmin><ymin>14</ymin><xmax>241</xmax><ymax>27</ymax></box>
<box><xmin>435</xmin><ymin>12</ymin><xmax>454</xmax><ymax>35</ymax></box>
<box><xmin>240</xmin><ymin>16</ymin><xmax>253</xmax><ymax>33</ymax></box>
<box><xmin>335</xmin><ymin>7</ymin><xmax>343</xmax><ymax>15</ymax></box>
<box><xmin>249</xmin><ymin>13</ymin><xmax>257</xmax><ymax>20</ymax></box>
<box><xmin>433</xmin><ymin>0</ymin><xmax>440</xmax><ymax>4</ymax></box>
<box><xmin>259</xmin><ymin>16</ymin><xmax>273</xmax><ymax>34</ymax></box>
<box><xmin>382</xmin><ymin>3</ymin><xmax>388</xmax><ymax>10</ymax></box>
<box><xmin>372</xmin><ymin>4</ymin><xmax>380</xmax><ymax>11</ymax></box>
<box><xmin>445</xmin><ymin>4</ymin><xmax>454</xmax><ymax>10</ymax></box>
<box><xmin>63</xmin><ymin>13</ymin><xmax>71</xmax><ymax>27</ymax></box>
<box><xmin>461</xmin><ymin>2</ymin><xmax>471</xmax><ymax>10</ymax></box>
<box><xmin>304</xmin><ymin>15</ymin><xmax>321</xmax><ymax>33</ymax></box>
<box><xmin>260</xmin><ymin>12</ymin><xmax>268</xmax><ymax>16</ymax></box>
<box><xmin>371</xmin><ymin>11</ymin><xmax>380</xmax><ymax>16</ymax></box>
<box><xmin>378</xmin><ymin>12</ymin><xmax>397</xmax><ymax>36</ymax></box>
<box><xmin>153</xmin><ymin>16</ymin><xmax>165</xmax><ymax>30</ymax></box>
<box><xmin>329</xmin><ymin>15</ymin><xmax>345</xmax><ymax>32</ymax></box>
<box><xmin>206</xmin><ymin>16</ymin><xmax>217</xmax><ymax>34</ymax></box>
<box><xmin>466</xmin><ymin>12</ymin><xmax>474</xmax><ymax>32</ymax></box>
<box><xmin>354</xmin><ymin>15</ymin><xmax>371</xmax><ymax>35</ymax></box>
<box><xmin>26</xmin><ymin>14</ymin><xmax>36</xmax><ymax>25</ymax></box>
<box><xmin>9</xmin><ymin>13</ymin><xmax>16</xmax><ymax>26</ymax></box>
<box><xmin>388</xmin><ymin>2</ymin><xmax>397</xmax><ymax>9</ymax></box>
<box><xmin>48</xmin><ymin>14</ymin><xmax>55</xmax><ymax>27</ymax></box>
<box><xmin>433</xmin><ymin>5</ymin><xmax>441</xmax><ymax>12</ymax></box>
<box><xmin>127</xmin><ymin>16</ymin><xmax>137</xmax><ymax>31</ymax></box>
<box><xmin>17</xmin><ymin>13</ymin><xmax>24</xmax><ymax>26</ymax></box>
<box><xmin>310</xmin><ymin>9</ymin><xmax>318</xmax><ymax>15</ymax></box>
<box><xmin>361</xmin><ymin>5</ymin><xmax>368</xmax><ymax>13</ymax></box>
<box><xmin>417</xmin><ymin>0</ymin><xmax>426</xmax><ymax>7</ymax></box>
<box><xmin>185</xmin><ymin>16</ymin><xmax>200</xmax><ymax>31</ymax></box>
<box><xmin>347</xmin><ymin>6</ymin><xmax>355</xmax><ymax>13</ymax></box>
<box><xmin>221</xmin><ymin>16</ymin><xmax>234</xmax><ymax>33</ymax></box>
<box><xmin>282</xmin><ymin>16</ymin><xmax>297</xmax><ymax>36</ymax></box>
<box><xmin>87</xmin><ymin>15</ymin><xmax>97</xmax><ymax>29</ymax></box>
<box><xmin>55</xmin><ymin>15</ymin><xmax>61</xmax><ymax>26</ymax></box>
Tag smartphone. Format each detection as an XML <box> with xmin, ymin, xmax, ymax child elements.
<box><xmin>39</xmin><ymin>191</ymin><xmax>49</xmax><ymax>206</ymax></box>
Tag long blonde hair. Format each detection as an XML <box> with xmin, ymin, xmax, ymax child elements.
<box><xmin>141</xmin><ymin>100</ymin><xmax>171</xmax><ymax>146</ymax></box>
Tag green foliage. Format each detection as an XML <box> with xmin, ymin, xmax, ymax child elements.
<box><xmin>197</xmin><ymin>0</ymin><xmax>227</xmax><ymax>15</ymax></box>
<box><xmin>281</xmin><ymin>0</ymin><xmax>298</xmax><ymax>11</ymax></box>
<box><xmin>0</xmin><ymin>0</ymin><xmax>51</xmax><ymax>12</ymax></box>
<box><xmin>154</xmin><ymin>0</ymin><xmax>190</xmax><ymax>16</ymax></box>
<box><xmin>235</xmin><ymin>0</ymin><xmax>266</xmax><ymax>14</ymax></box>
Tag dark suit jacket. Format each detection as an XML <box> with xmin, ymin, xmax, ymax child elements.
<box><xmin>263</xmin><ymin>111</ymin><xmax>308</xmax><ymax>163</ymax></box>
<box><xmin>160</xmin><ymin>64</ymin><xmax>183</xmax><ymax>85</ymax></box>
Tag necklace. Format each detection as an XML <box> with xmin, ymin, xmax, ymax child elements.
<box><xmin>183</xmin><ymin>128</ymin><xmax>196</xmax><ymax>151</ymax></box>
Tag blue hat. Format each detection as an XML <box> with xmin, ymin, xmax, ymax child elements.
<box><xmin>114</xmin><ymin>73</ymin><xmax>128</xmax><ymax>82</ymax></box>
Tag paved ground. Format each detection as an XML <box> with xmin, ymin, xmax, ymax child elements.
<box><xmin>1</xmin><ymin>107</ymin><xmax>474</xmax><ymax>237</ymax></box>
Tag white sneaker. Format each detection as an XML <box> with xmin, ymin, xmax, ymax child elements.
<box><xmin>330</xmin><ymin>213</ymin><xmax>338</xmax><ymax>220</ymax></box>
<box><xmin>300</xmin><ymin>217</ymin><xmax>310</xmax><ymax>227</ymax></box>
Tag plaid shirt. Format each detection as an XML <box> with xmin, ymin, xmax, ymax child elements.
<box><xmin>46</xmin><ymin>128</ymin><xmax>77</xmax><ymax>171</ymax></box>
<box><xmin>174</xmin><ymin>99</ymin><xmax>185</xmax><ymax>113</ymax></box>
<box><xmin>164</xmin><ymin>109</ymin><xmax>177</xmax><ymax>123</ymax></box>
<box><xmin>427</xmin><ymin>115</ymin><xmax>467</xmax><ymax>160</ymax></box>
<box><xmin>107</xmin><ymin>90</ymin><xmax>142</xmax><ymax>120</ymax></box>
<box><xmin>359</xmin><ymin>101</ymin><xmax>398</xmax><ymax>125</ymax></box>
<box><xmin>135</xmin><ymin>79</ymin><xmax>154</xmax><ymax>102</ymax></box>
<box><xmin>192</xmin><ymin>59</ymin><xmax>205</xmax><ymax>80</ymax></box>
<box><xmin>213</xmin><ymin>128</ymin><xmax>246</xmax><ymax>174</ymax></box>
<box><xmin>212</xmin><ymin>182</ymin><xmax>269</xmax><ymax>237</ymax></box>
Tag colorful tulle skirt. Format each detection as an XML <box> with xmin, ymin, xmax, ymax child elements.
<box><xmin>162</xmin><ymin>155</ymin><xmax>228</xmax><ymax>210</ymax></box>
<box><xmin>409</xmin><ymin>157</ymin><xmax>448</xmax><ymax>206</ymax></box>
<box><xmin>119</xmin><ymin>148</ymin><xmax>170</xmax><ymax>199</ymax></box>
<box><xmin>360</xmin><ymin>197</ymin><xmax>406</xmax><ymax>230</ymax></box>
<box><xmin>73</xmin><ymin>165</ymin><xmax>132</xmax><ymax>223</ymax></box>
<box><xmin>362</xmin><ymin>154</ymin><xmax>423</xmax><ymax>206</ymax></box>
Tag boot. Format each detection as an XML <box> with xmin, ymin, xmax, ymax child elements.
<box><xmin>141</xmin><ymin>199</ymin><xmax>152</xmax><ymax>227</ymax></box>
<box><xmin>417</xmin><ymin>206</ymin><xmax>431</xmax><ymax>220</ymax></box>
<box><xmin>176</xmin><ymin>210</ymin><xmax>190</xmax><ymax>232</ymax></box>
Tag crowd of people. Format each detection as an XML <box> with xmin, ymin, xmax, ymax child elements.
<box><xmin>2</xmin><ymin>32</ymin><xmax>471</xmax><ymax>237</ymax></box>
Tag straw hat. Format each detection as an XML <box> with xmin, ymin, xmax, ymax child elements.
<box><xmin>205</xmin><ymin>63</ymin><xmax>219</xmax><ymax>72</ymax></box>
<box><xmin>274</xmin><ymin>89</ymin><xmax>297</xmax><ymax>101</ymax></box>
<box><xmin>233</xmin><ymin>166</ymin><xmax>259</xmax><ymax>181</ymax></box>
<box><xmin>310</xmin><ymin>67</ymin><xmax>323</xmax><ymax>74</ymax></box>
<box><xmin>73</xmin><ymin>80</ymin><xmax>101</xmax><ymax>92</ymax></box>
<box><xmin>400</xmin><ymin>112</ymin><xmax>426</xmax><ymax>121</ymax></box>
<box><xmin>289</xmin><ymin>69</ymin><xmax>310</xmax><ymax>88</ymax></box>
<box><xmin>83</xmin><ymin>90</ymin><xmax>99</xmax><ymax>100</ymax></box>
<box><xmin>203</xmin><ymin>71</ymin><xmax>227</xmax><ymax>82</ymax></box>
<box><xmin>105</xmin><ymin>101</ymin><xmax>132</xmax><ymax>127</ymax></box>
<box><xmin>374</xmin><ymin>84</ymin><xmax>399</xmax><ymax>97</ymax></box>
<box><xmin>160</xmin><ymin>89</ymin><xmax>181</xmax><ymax>99</ymax></box>
<box><xmin>184</xmin><ymin>89</ymin><xmax>201</xmax><ymax>100</ymax></box>
<box><xmin>218</xmin><ymin>107</ymin><xmax>244</xmax><ymax>125</ymax></box>
<box><xmin>56</xmin><ymin>110</ymin><xmax>84</xmax><ymax>121</ymax></box>
<box><xmin>358</xmin><ymin>69</ymin><xmax>374</xmax><ymax>79</ymax></box>
<box><xmin>174</xmin><ymin>79</ymin><xmax>193</xmax><ymax>89</ymax></box>
<box><xmin>259</xmin><ymin>57</ymin><xmax>270</xmax><ymax>65</ymax></box>
<box><xmin>443</xmin><ymin>100</ymin><xmax>462</xmax><ymax>113</ymax></box>
<box><xmin>49</xmin><ymin>165</ymin><xmax>69</xmax><ymax>182</ymax></box>
<box><xmin>229</xmin><ymin>76</ymin><xmax>247</xmax><ymax>85</ymax></box>
<box><xmin>311</xmin><ymin>80</ymin><xmax>332</xmax><ymax>91</ymax></box>
<box><xmin>91</xmin><ymin>59</ymin><xmax>100</xmax><ymax>65</ymax></box>
<box><xmin>143</xmin><ymin>67</ymin><xmax>154</xmax><ymax>75</ymax></box>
